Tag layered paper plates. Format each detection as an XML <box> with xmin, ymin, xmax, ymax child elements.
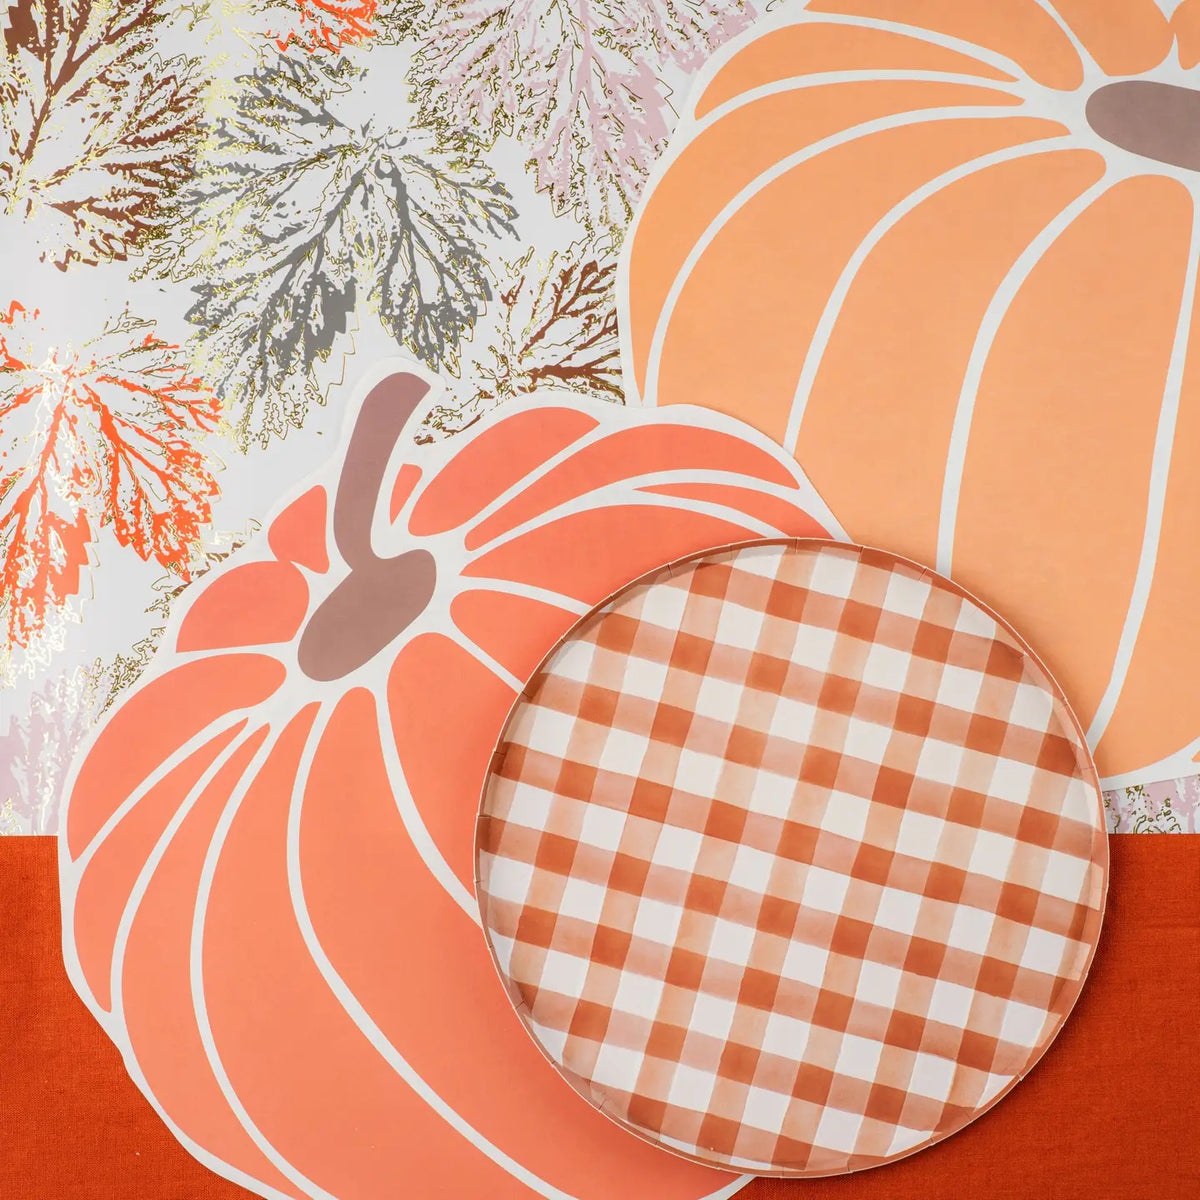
<box><xmin>477</xmin><ymin>540</ymin><xmax>1108</xmax><ymax>1177</ymax></box>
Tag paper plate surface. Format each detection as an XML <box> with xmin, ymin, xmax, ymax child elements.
<box><xmin>478</xmin><ymin>540</ymin><xmax>1108</xmax><ymax>1177</ymax></box>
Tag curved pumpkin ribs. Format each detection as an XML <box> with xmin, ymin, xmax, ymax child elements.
<box><xmin>408</xmin><ymin>405</ymin><xmax>600</xmax><ymax>537</ymax></box>
<box><xmin>466</xmin><ymin>505</ymin><xmax>782</xmax><ymax>604</ymax></box>
<box><xmin>949</xmin><ymin>176</ymin><xmax>1192</xmax><ymax>762</ymax></box>
<box><xmin>802</xmin><ymin>0</ymin><xmax>1086</xmax><ymax>89</ymax></box>
<box><xmin>197</xmin><ymin>706</ymin><xmax>536</xmax><ymax>1200</ymax></box>
<box><xmin>71</xmin><ymin>725</ymin><xmax>247</xmax><ymax>1015</ymax></box>
<box><xmin>298</xmin><ymin>689</ymin><xmax>737</xmax><ymax>1199</ymax></box>
<box><xmin>387</xmin><ymin>633</ymin><xmax>523</xmax><ymax>896</ymax></box>
<box><xmin>625</xmin><ymin>83</ymin><xmax>1031</xmax><ymax>401</ymax></box>
<box><xmin>65</xmin><ymin>655</ymin><xmax>287</xmax><ymax>857</ymax></box>
<box><xmin>788</xmin><ymin>147</ymin><xmax>1104</xmax><ymax>567</ymax></box>
<box><xmin>463</xmin><ymin>419</ymin><xmax>805</xmax><ymax>550</ymax></box>
<box><xmin>623</xmin><ymin>3</ymin><xmax>1200</xmax><ymax>784</ymax></box>
<box><xmin>693</xmin><ymin>21</ymin><xmax>1019</xmax><ymax>119</ymax></box>
<box><xmin>119</xmin><ymin>725</ymin><xmax>287</xmax><ymax>1199</ymax></box>
<box><xmin>1099</xmin><ymin>273</ymin><xmax>1200</xmax><ymax>773</ymax></box>
<box><xmin>59</xmin><ymin>366</ymin><xmax>837</xmax><ymax>1200</ymax></box>
<box><xmin>648</xmin><ymin>112</ymin><xmax>1052</xmax><ymax>446</ymax></box>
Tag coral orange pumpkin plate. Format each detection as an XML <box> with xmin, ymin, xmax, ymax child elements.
<box><xmin>58</xmin><ymin>363</ymin><xmax>838</xmax><ymax>1200</ymax></box>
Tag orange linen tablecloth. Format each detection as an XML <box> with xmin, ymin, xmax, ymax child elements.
<box><xmin>2</xmin><ymin>835</ymin><xmax>1197</xmax><ymax>1199</ymax></box>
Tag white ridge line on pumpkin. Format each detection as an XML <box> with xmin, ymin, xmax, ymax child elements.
<box><xmin>187</xmin><ymin>712</ymin><xmax>340</xmax><ymax>1200</ymax></box>
<box><xmin>1085</xmin><ymin>197</ymin><xmax>1200</xmax><ymax>754</ymax></box>
<box><xmin>373</xmin><ymin>399</ymin><xmax>611</xmax><ymax>566</ymax></box>
<box><xmin>64</xmin><ymin>718</ymin><xmax>261</xmax><ymax>1027</ymax></box>
<box><xmin>447</xmin><ymin>625</ymin><xmax>525</xmax><ymax>694</ymax></box>
<box><xmin>695</xmin><ymin>68</ymin><xmax>1028</xmax><ymax>128</ymax></box>
<box><xmin>630</xmin><ymin>471</ymin><xmax>847</xmax><ymax>540</ymax></box>
<box><xmin>282</xmin><ymin>703</ymin><xmax>582</xmax><ymax>1200</ymax></box>
<box><xmin>404</xmin><ymin>399</ymin><xmax>666</xmax><ymax>551</ymax></box>
<box><xmin>393</xmin><ymin>397</ymin><xmax>834</xmax><ymax>569</ymax></box>
<box><xmin>640</xmin><ymin>104</ymin><xmax>1034</xmax><ymax>408</ymax></box>
<box><xmin>935</xmin><ymin>174</ymin><xmax>1114</xmax><ymax>577</ymax></box>
<box><xmin>783</xmin><ymin>133</ymin><xmax>1075</xmax><ymax>451</ymax></box>
<box><xmin>1026</xmin><ymin>0</ymin><xmax>1101</xmax><ymax>76</ymax></box>
<box><xmin>373</xmin><ymin>678</ymin><xmax>481</xmax><ymax>921</ymax></box>
<box><xmin>65</xmin><ymin>714</ymin><xmax>257</xmax><ymax>882</ymax></box>
<box><xmin>680</xmin><ymin>11</ymin><xmax>1039</xmax><ymax>125</ymax></box>
<box><xmin>93</xmin><ymin>720</ymin><xmax>303</xmax><ymax>1200</ymax></box>
<box><xmin>465</xmin><ymin>481</ymin><xmax>826</xmax><ymax>562</ymax></box>
<box><xmin>455</xmin><ymin>461</ymin><xmax>850</xmax><ymax>621</ymax></box>
<box><xmin>454</xmin><ymin>577</ymin><xmax>593</xmax><ymax>617</ymax></box>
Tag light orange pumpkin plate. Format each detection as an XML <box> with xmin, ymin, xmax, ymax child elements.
<box><xmin>621</xmin><ymin>0</ymin><xmax>1200</xmax><ymax>789</ymax></box>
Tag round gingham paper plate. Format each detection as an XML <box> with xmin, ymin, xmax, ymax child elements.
<box><xmin>476</xmin><ymin>540</ymin><xmax>1108</xmax><ymax>1177</ymax></box>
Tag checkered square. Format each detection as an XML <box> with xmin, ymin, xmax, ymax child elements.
<box><xmin>477</xmin><ymin>541</ymin><xmax>1107</xmax><ymax>1177</ymax></box>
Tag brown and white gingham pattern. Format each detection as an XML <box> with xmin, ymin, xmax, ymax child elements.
<box><xmin>477</xmin><ymin>541</ymin><xmax>1107</xmax><ymax>1177</ymax></box>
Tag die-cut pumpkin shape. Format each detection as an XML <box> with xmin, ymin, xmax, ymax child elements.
<box><xmin>621</xmin><ymin>0</ymin><xmax>1200</xmax><ymax>786</ymax></box>
<box><xmin>59</xmin><ymin>364</ymin><xmax>835</xmax><ymax>1200</ymax></box>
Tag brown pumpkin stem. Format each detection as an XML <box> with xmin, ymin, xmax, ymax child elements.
<box><xmin>334</xmin><ymin>372</ymin><xmax>430</xmax><ymax>566</ymax></box>
<box><xmin>297</xmin><ymin>373</ymin><xmax>437</xmax><ymax>683</ymax></box>
<box><xmin>1086</xmin><ymin>81</ymin><xmax>1200</xmax><ymax>173</ymax></box>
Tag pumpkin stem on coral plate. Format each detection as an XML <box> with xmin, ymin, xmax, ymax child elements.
<box><xmin>295</xmin><ymin>373</ymin><xmax>437</xmax><ymax>683</ymax></box>
<box><xmin>334</xmin><ymin>372</ymin><xmax>430</xmax><ymax>568</ymax></box>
